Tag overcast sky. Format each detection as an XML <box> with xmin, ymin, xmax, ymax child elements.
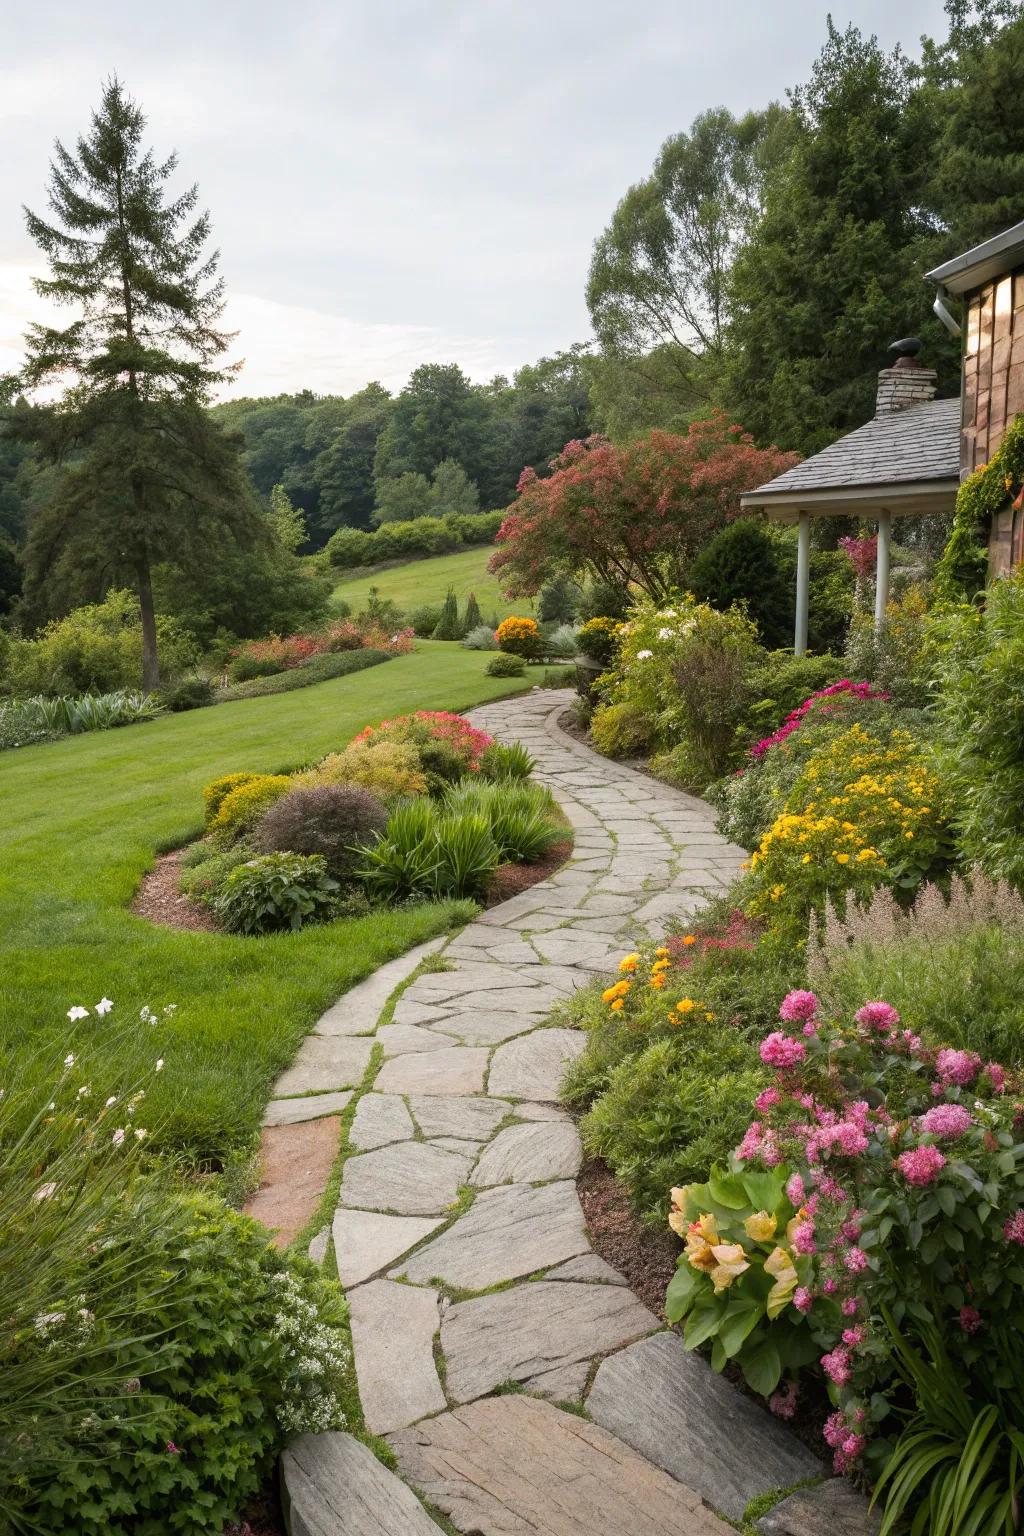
<box><xmin>0</xmin><ymin>0</ymin><xmax>948</xmax><ymax>400</ymax></box>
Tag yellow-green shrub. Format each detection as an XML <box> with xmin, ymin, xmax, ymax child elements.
<box><xmin>589</xmin><ymin>702</ymin><xmax>653</xmax><ymax>759</ymax></box>
<box><xmin>209</xmin><ymin>775</ymin><xmax>293</xmax><ymax>840</ymax></box>
<box><xmin>308</xmin><ymin>740</ymin><xmax>427</xmax><ymax>799</ymax></box>
<box><xmin>203</xmin><ymin>772</ymin><xmax>263</xmax><ymax>828</ymax></box>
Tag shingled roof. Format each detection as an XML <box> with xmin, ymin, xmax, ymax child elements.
<box><xmin>744</xmin><ymin>398</ymin><xmax>960</xmax><ymax>506</ymax></box>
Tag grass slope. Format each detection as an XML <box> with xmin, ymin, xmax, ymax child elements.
<box><xmin>0</xmin><ymin>644</ymin><xmax>532</xmax><ymax>1161</ymax></box>
<box><xmin>331</xmin><ymin>545</ymin><xmax>532</xmax><ymax>624</ymax></box>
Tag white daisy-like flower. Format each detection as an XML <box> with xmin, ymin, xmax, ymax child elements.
<box><xmin>658</xmin><ymin>627</ymin><xmax>673</xmax><ymax>639</ymax></box>
<box><xmin>94</xmin><ymin>998</ymin><xmax>114</xmax><ymax>1016</ymax></box>
<box><xmin>111</xmin><ymin>1128</ymin><xmax>125</xmax><ymax>1147</ymax></box>
<box><xmin>155</xmin><ymin>1059</ymin><xmax>164</xmax><ymax>1072</ymax></box>
<box><xmin>63</xmin><ymin>1054</ymin><xmax>76</xmax><ymax>1068</ymax></box>
<box><xmin>139</xmin><ymin>1006</ymin><xmax>155</xmax><ymax>1023</ymax></box>
<box><xmin>637</xmin><ymin>649</ymin><xmax>653</xmax><ymax>660</ymax></box>
<box><xmin>67</xmin><ymin>1006</ymin><xmax>89</xmax><ymax>1022</ymax></box>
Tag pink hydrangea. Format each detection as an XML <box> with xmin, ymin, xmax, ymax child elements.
<box><xmin>807</xmin><ymin>1120</ymin><xmax>869</xmax><ymax>1162</ymax></box>
<box><xmin>768</xmin><ymin>1380</ymin><xmax>799</xmax><ymax>1420</ymax></box>
<box><xmin>844</xmin><ymin>1246</ymin><xmax>869</xmax><ymax>1273</ymax></box>
<box><xmin>1004</xmin><ymin>1209</ymin><xmax>1024</xmax><ymax>1246</ymax></box>
<box><xmin>820</xmin><ymin>1347</ymin><xmax>852</xmax><ymax>1385</ymax></box>
<box><xmin>918</xmin><ymin>1103</ymin><xmax>973</xmax><ymax>1139</ymax></box>
<box><xmin>841</xmin><ymin>1217</ymin><xmax>862</xmax><ymax>1243</ymax></box>
<box><xmin>841</xmin><ymin>1297</ymin><xmax>859</xmax><ymax>1317</ymax></box>
<box><xmin>793</xmin><ymin>1286</ymin><xmax>814</xmax><ymax>1313</ymax></box>
<box><xmin>760</xmin><ymin>1032</ymin><xmax>806</xmax><ymax>1070</ymax></box>
<box><xmin>779</xmin><ymin>989</ymin><xmax>819</xmax><ymax>1023</ymax></box>
<box><xmin>854</xmin><ymin>1000</ymin><xmax>901</xmax><ymax>1031</ymax></box>
<box><xmin>935</xmin><ymin>1048</ymin><xmax>982</xmax><ymax>1087</ymax></box>
<box><xmin>823</xmin><ymin>1277</ymin><xmax>838</xmax><ymax>1295</ymax></box>
<box><xmin>959</xmin><ymin>1306</ymin><xmax>982</xmax><ymax>1334</ymax></box>
<box><xmin>755</xmin><ymin>1087</ymin><xmax>781</xmax><ymax>1112</ymax></box>
<box><xmin>986</xmin><ymin>1062</ymin><xmax>1007</xmax><ymax>1094</ymax></box>
<box><xmin>786</xmin><ymin>1173</ymin><xmax>806</xmax><ymax>1205</ymax></box>
<box><xmin>897</xmin><ymin>1144</ymin><xmax>947</xmax><ymax>1186</ymax></box>
<box><xmin>792</xmin><ymin>1221</ymin><xmax>817</xmax><ymax>1255</ymax></box>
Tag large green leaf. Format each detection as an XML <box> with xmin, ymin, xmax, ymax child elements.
<box><xmin>717</xmin><ymin>1298</ymin><xmax>763</xmax><ymax>1358</ymax></box>
<box><xmin>740</xmin><ymin>1338</ymin><xmax>782</xmax><ymax>1397</ymax></box>
<box><xmin>665</xmin><ymin>1262</ymin><xmax>703</xmax><ymax>1323</ymax></box>
<box><xmin>683</xmin><ymin>1296</ymin><xmax>726</xmax><ymax>1350</ymax></box>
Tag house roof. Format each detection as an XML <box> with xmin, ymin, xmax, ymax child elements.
<box><xmin>740</xmin><ymin>397</ymin><xmax>961</xmax><ymax>522</ymax></box>
<box><xmin>925</xmin><ymin>220</ymin><xmax>1024</xmax><ymax>297</ymax></box>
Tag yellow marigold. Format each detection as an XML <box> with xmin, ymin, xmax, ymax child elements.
<box><xmin>655</xmin><ymin>946</ymin><xmax>670</xmax><ymax>957</ymax></box>
<box><xmin>610</xmin><ymin>998</ymin><xmax>625</xmax><ymax>1012</ymax></box>
<box><xmin>834</xmin><ymin>852</ymin><xmax>850</xmax><ymax>864</ymax></box>
<box><xmin>675</xmin><ymin>997</ymin><xmax>697</xmax><ymax>1015</ymax></box>
<box><xmin>649</xmin><ymin>973</ymin><xmax>666</xmax><ymax>990</ymax></box>
<box><xmin>619</xmin><ymin>953</ymin><xmax>639</xmax><ymax>974</ymax></box>
<box><xmin>681</xmin><ymin>934</ymin><xmax>697</xmax><ymax>946</ymax></box>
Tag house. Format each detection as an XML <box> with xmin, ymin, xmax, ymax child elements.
<box><xmin>741</xmin><ymin>217</ymin><xmax>1024</xmax><ymax>653</ymax></box>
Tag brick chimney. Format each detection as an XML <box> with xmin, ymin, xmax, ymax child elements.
<box><xmin>875</xmin><ymin>337</ymin><xmax>937</xmax><ymax>416</ymax></box>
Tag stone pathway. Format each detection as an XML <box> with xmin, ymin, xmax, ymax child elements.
<box><xmin>268</xmin><ymin>690</ymin><xmax>877</xmax><ymax>1536</ymax></box>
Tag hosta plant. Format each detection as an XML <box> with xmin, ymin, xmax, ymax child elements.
<box><xmin>214</xmin><ymin>852</ymin><xmax>340</xmax><ymax>934</ymax></box>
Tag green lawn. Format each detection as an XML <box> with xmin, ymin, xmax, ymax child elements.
<box><xmin>0</xmin><ymin>644</ymin><xmax>532</xmax><ymax>1162</ymax></box>
<box><xmin>331</xmin><ymin>545</ymin><xmax>534</xmax><ymax>624</ymax></box>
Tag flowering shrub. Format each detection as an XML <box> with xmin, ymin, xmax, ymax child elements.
<box><xmin>207</xmin><ymin>774</ymin><xmax>293</xmax><ymax>840</ymax></box>
<box><xmin>495</xmin><ymin>616</ymin><xmax>540</xmax><ymax>657</ymax></box>
<box><xmin>666</xmin><ymin>987</ymin><xmax>1024</xmax><ymax>1487</ymax></box>
<box><xmin>3</xmin><ymin>1003</ymin><xmax>350</xmax><ymax>1535</ymax></box>
<box><xmin>229</xmin><ymin>619</ymin><xmax>413</xmax><ymax>679</ymax></box>
<box><xmin>575</xmin><ymin>615</ymin><xmax>620</xmax><ymax>665</ymax></box>
<box><xmin>750</xmin><ymin>679</ymin><xmax>887</xmax><ymax>761</ymax></box>
<box><xmin>352</xmin><ymin>711</ymin><xmax>494</xmax><ymax>790</ymax></box>
<box><xmin>309</xmin><ymin>739</ymin><xmax>428</xmax><ymax>799</ymax></box>
<box><xmin>743</xmin><ymin>722</ymin><xmax>951</xmax><ymax>946</ymax></box>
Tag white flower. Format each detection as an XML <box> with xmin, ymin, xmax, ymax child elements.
<box><xmin>63</xmin><ymin>1054</ymin><xmax>75</xmax><ymax>1068</ymax></box>
<box><xmin>67</xmin><ymin>1005</ymin><xmax>90</xmax><ymax>1022</ymax></box>
<box><xmin>33</xmin><ymin>1182</ymin><xmax>57</xmax><ymax>1202</ymax></box>
<box><xmin>94</xmin><ymin>998</ymin><xmax>113</xmax><ymax>1016</ymax></box>
<box><xmin>636</xmin><ymin>649</ymin><xmax>653</xmax><ymax>660</ymax></box>
<box><xmin>105</xmin><ymin>1096</ymin><xmax>117</xmax><ymax>1108</ymax></box>
<box><xmin>163</xmin><ymin>1004</ymin><xmax>177</xmax><ymax>1016</ymax></box>
<box><xmin>134</xmin><ymin>1128</ymin><xmax>148</xmax><ymax>1141</ymax></box>
<box><xmin>139</xmin><ymin>1006</ymin><xmax>155</xmax><ymax>1023</ymax></box>
<box><xmin>77</xmin><ymin>1085</ymin><xmax>91</xmax><ymax>1100</ymax></box>
<box><xmin>658</xmin><ymin>627</ymin><xmax>673</xmax><ymax>640</ymax></box>
<box><xmin>155</xmin><ymin>1059</ymin><xmax>164</xmax><ymax>1072</ymax></box>
<box><xmin>663</xmin><ymin>608</ymin><xmax>678</xmax><ymax>618</ymax></box>
<box><xmin>111</xmin><ymin>1128</ymin><xmax>125</xmax><ymax>1147</ymax></box>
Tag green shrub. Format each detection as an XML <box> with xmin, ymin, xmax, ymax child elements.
<box><xmin>157</xmin><ymin>675</ymin><xmax>215</xmax><ymax>712</ymax></box>
<box><xmin>486</xmin><ymin>652</ymin><xmax>526</xmax><ymax>677</ymax></box>
<box><xmin>575</xmin><ymin>615</ymin><xmax>619</xmax><ymax>665</ymax></box>
<box><xmin>463</xmin><ymin>623</ymin><xmax>498</xmax><ymax>650</ymax></box>
<box><xmin>357</xmin><ymin>585</ymin><xmax>404</xmax><ymax>630</ymax></box>
<box><xmin>255</xmin><ymin>784</ymin><xmax>387</xmax><ymax>882</ymax></box>
<box><xmin>480</xmin><ymin>741</ymin><xmax>534</xmax><ymax>781</ymax></box>
<box><xmin>1</xmin><ymin>1035</ymin><xmax>350</xmax><ymax>1536</ymax></box>
<box><xmin>577</xmin><ymin>578</ymin><xmax>630</xmax><ymax>622</ymax></box>
<box><xmin>688</xmin><ymin>518</ymin><xmax>793</xmax><ymax>648</ymax></box>
<box><xmin>217</xmin><ymin>648</ymin><xmax>390</xmax><ymax>701</ymax></box>
<box><xmin>742</xmin><ymin>651</ymin><xmax>845</xmax><ymax>741</ymax></box>
<box><xmin>228</xmin><ymin>651</ymin><xmax>284</xmax><ymax>683</ymax></box>
<box><xmin>178</xmin><ymin>844</ymin><xmax>254</xmax><ymax>907</ymax></box>
<box><xmin>0</xmin><ymin>589</ymin><xmax>200</xmax><ymax>697</ymax></box>
<box><xmin>308</xmin><ymin>739</ymin><xmax>427</xmax><ymax>800</ymax></box>
<box><xmin>209</xmin><ymin>775</ymin><xmax>293</xmax><ymax>841</ymax></box>
<box><xmin>538</xmin><ymin>574</ymin><xmax>581</xmax><ymax>624</ymax></box>
<box><xmin>589</xmin><ymin>701</ymin><xmax>652</xmax><ymax>758</ymax></box>
<box><xmin>409</xmin><ymin>603</ymin><xmax>443</xmax><ymax>637</ymax></box>
<box><xmin>325</xmin><ymin>509</ymin><xmax>504</xmax><ymax>568</ymax></box>
<box><xmin>432</xmin><ymin>586</ymin><xmax>463</xmax><ymax>641</ymax></box>
<box><xmin>462</xmin><ymin>592</ymin><xmax>482</xmax><ymax>632</ymax></box>
<box><xmin>214</xmin><ymin>852</ymin><xmax>340</xmax><ymax>934</ymax></box>
<box><xmin>844</xmin><ymin>584</ymin><xmax>932</xmax><ymax>707</ymax></box>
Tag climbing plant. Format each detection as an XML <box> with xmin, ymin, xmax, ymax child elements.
<box><xmin>937</xmin><ymin>414</ymin><xmax>1024</xmax><ymax>598</ymax></box>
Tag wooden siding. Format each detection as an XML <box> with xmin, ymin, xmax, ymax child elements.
<box><xmin>962</xmin><ymin>265</ymin><xmax>1024</xmax><ymax>476</ymax></box>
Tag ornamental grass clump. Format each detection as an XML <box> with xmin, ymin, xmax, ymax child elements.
<box><xmin>665</xmin><ymin>986</ymin><xmax>1024</xmax><ymax>1511</ymax></box>
<box><xmin>1</xmin><ymin>1001</ymin><xmax>351</xmax><ymax>1536</ymax></box>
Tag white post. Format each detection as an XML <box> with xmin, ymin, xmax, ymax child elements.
<box><xmin>875</xmin><ymin>510</ymin><xmax>891</xmax><ymax>633</ymax></box>
<box><xmin>795</xmin><ymin>510</ymin><xmax>810</xmax><ymax>657</ymax></box>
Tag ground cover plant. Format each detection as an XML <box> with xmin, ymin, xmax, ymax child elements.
<box><xmin>0</xmin><ymin>1007</ymin><xmax>351</xmax><ymax>1535</ymax></box>
<box><xmin>0</xmin><ymin>644</ymin><xmax>531</xmax><ymax>1163</ymax></box>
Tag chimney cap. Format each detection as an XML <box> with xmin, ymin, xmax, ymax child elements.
<box><xmin>888</xmin><ymin>336</ymin><xmax>922</xmax><ymax>358</ymax></box>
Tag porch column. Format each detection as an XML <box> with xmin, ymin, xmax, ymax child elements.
<box><xmin>795</xmin><ymin>509</ymin><xmax>810</xmax><ymax>657</ymax></box>
<box><xmin>875</xmin><ymin>509</ymin><xmax>892</xmax><ymax>632</ymax></box>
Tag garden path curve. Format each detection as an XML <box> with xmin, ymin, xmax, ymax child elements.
<box><xmin>271</xmin><ymin>690</ymin><xmax>877</xmax><ymax>1536</ymax></box>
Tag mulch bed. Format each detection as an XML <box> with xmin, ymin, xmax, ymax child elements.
<box><xmin>577</xmin><ymin>1156</ymin><xmax>680</xmax><ymax>1318</ymax></box>
<box><xmin>227</xmin><ymin>1484</ymin><xmax>285</xmax><ymax>1536</ymax></box>
<box><xmin>486</xmin><ymin>837</ymin><xmax>573</xmax><ymax>904</ymax></box>
<box><xmin>131</xmin><ymin>849</ymin><xmax>221</xmax><ymax>932</ymax></box>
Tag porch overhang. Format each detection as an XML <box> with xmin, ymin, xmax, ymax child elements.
<box><xmin>740</xmin><ymin>477</ymin><xmax>958</xmax><ymax>524</ymax></box>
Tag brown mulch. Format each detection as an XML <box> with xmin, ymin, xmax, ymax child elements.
<box><xmin>132</xmin><ymin>849</ymin><xmax>221</xmax><ymax>933</ymax></box>
<box><xmin>227</xmin><ymin>1483</ymin><xmax>285</xmax><ymax>1536</ymax></box>
<box><xmin>486</xmin><ymin>837</ymin><xmax>573</xmax><ymax>905</ymax></box>
<box><xmin>577</xmin><ymin>1156</ymin><xmax>680</xmax><ymax>1318</ymax></box>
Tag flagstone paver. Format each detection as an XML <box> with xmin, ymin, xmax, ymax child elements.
<box><xmin>271</xmin><ymin>692</ymin><xmax>853</xmax><ymax>1533</ymax></box>
<box><xmin>283</xmin><ymin>1431</ymin><xmax>445</xmax><ymax>1535</ymax></box>
<box><xmin>261</xmin><ymin>1089</ymin><xmax>352</xmax><ymax>1127</ymax></box>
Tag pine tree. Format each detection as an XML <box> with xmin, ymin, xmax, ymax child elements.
<box><xmin>462</xmin><ymin>591</ymin><xmax>482</xmax><ymax>633</ymax></box>
<box><xmin>431</xmin><ymin>586</ymin><xmax>462</xmax><ymax>641</ymax></box>
<box><xmin>14</xmin><ymin>78</ymin><xmax>261</xmax><ymax>688</ymax></box>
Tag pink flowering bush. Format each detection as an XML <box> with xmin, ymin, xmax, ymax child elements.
<box><xmin>750</xmin><ymin>680</ymin><xmax>887</xmax><ymax>761</ymax></box>
<box><xmin>666</xmin><ymin>986</ymin><xmax>1024</xmax><ymax>1483</ymax></box>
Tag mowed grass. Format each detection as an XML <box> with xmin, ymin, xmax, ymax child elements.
<box><xmin>0</xmin><ymin>644</ymin><xmax>532</xmax><ymax>1161</ymax></box>
<box><xmin>331</xmin><ymin>545</ymin><xmax>534</xmax><ymax>624</ymax></box>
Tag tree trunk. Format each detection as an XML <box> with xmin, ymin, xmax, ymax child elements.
<box><xmin>136</xmin><ymin>554</ymin><xmax>160</xmax><ymax>692</ymax></box>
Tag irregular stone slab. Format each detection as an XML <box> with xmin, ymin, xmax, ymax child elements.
<box><xmin>313</xmin><ymin>937</ymin><xmax>445</xmax><ymax>1037</ymax></box>
<box><xmin>389</xmin><ymin>1396</ymin><xmax>730</xmax><ymax>1536</ymax></box>
<box><xmin>429</xmin><ymin>1010</ymin><xmax>538</xmax><ymax>1046</ymax></box>
<box><xmin>391</xmin><ymin>997</ymin><xmax>455</xmax><ymax>1026</ymax></box>
<box><xmin>487</xmin><ymin>1028</ymin><xmax>586</xmax><ymax>1101</ymax></box>
<box><xmin>430</xmin><ymin>1137</ymin><xmax>484</xmax><ymax>1156</ymax></box>
<box><xmin>307</xmin><ymin>1225</ymin><xmax>330</xmax><ymax>1266</ymax></box>
<box><xmin>396</xmin><ymin>1181</ymin><xmax>589</xmax><ymax>1289</ymax></box>
<box><xmin>349</xmin><ymin>1093</ymin><xmax>415</xmax><ymax>1152</ymax></box>
<box><xmin>412</xmin><ymin>963</ymin><xmax>533</xmax><ymax>999</ymax></box>
<box><xmin>546</xmin><ymin>1252</ymin><xmax>626</xmax><ymax>1284</ymax></box>
<box><xmin>481</xmin><ymin>939</ymin><xmax>542</xmax><ymax>965</ymax></box>
<box><xmin>262</xmin><ymin>1089</ymin><xmax>352</xmax><ymax>1127</ymax></box>
<box><xmin>514</xmin><ymin>1101</ymin><xmax>570</xmax><ymax>1122</ymax></box>
<box><xmin>375</xmin><ymin>1023</ymin><xmax>458</xmax><ymax>1056</ymax></box>
<box><xmin>272</xmin><ymin>1035</ymin><xmax>374</xmax><ymax>1097</ymax></box>
<box><xmin>375</xmin><ymin>1046</ymin><xmax>488</xmax><ymax>1097</ymax></box>
<box><xmin>333</xmin><ymin>1207</ymin><xmax>445</xmax><ymax>1289</ymax></box>
<box><xmin>408</xmin><ymin>1094</ymin><xmax>508</xmax><ymax>1141</ymax></box>
<box><xmin>471</xmin><ymin>1121</ymin><xmax>582</xmax><ymax>1186</ymax></box>
<box><xmin>455</xmin><ymin>985</ymin><xmax>569</xmax><ymax>1015</ymax></box>
<box><xmin>282</xmin><ymin>1430</ymin><xmax>445</xmax><ymax>1536</ymax></box>
<box><xmin>756</xmin><ymin>1478</ymin><xmax>879</xmax><ymax>1535</ymax></box>
<box><xmin>348</xmin><ymin>1280</ymin><xmax>445</xmax><ymax>1433</ymax></box>
<box><xmin>587</xmin><ymin>1332</ymin><xmax>822</xmax><ymax>1523</ymax></box>
<box><xmin>522</xmin><ymin>1359</ymin><xmax>591</xmax><ymax>1401</ymax></box>
<box><xmin>340</xmin><ymin>1141</ymin><xmax>472</xmax><ymax>1216</ymax></box>
<box><xmin>441</xmin><ymin>1281</ymin><xmax>658</xmax><ymax>1402</ymax></box>
<box><xmin>243</xmin><ymin>1118</ymin><xmax>341</xmax><ymax>1249</ymax></box>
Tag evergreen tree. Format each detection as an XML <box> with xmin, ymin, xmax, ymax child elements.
<box><xmin>462</xmin><ymin>591</ymin><xmax>482</xmax><ymax>633</ymax></box>
<box><xmin>431</xmin><ymin>586</ymin><xmax>462</xmax><ymax>641</ymax></box>
<box><xmin>722</xmin><ymin>23</ymin><xmax>957</xmax><ymax>456</ymax></box>
<box><xmin>687</xmin><ymin>518</ymin><xmax>792</xmax><ymax>648</ymax></box>
<box><xmin>13</xmin><ymin>78</ymin><xmax>261</xmax><ymax>687</ymax></box>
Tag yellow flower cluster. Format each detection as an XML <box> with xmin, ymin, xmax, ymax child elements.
<box><xmin>603</xmin><ymin>947</ymin><xmax>678</xmax><ymax>1010</ymax></box>
<box><xmin>667</xmin><ymin>997</ymin><xmax>716</xmax><ymax>1024</ymax></box>
<box><xmin>668</xmin><ymin>1201</ymin><xmax>799</xmax><ymax>1311</ymax></box>
<box><xmin>601</xmin><ymin>978</ymin><xmax>632</xmax><ymax>1012</ymax></box>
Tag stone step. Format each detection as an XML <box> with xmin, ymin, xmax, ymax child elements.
<box><xmin>282</xmin><ymin>1430</ymin><xmax>444</xmax><ymax>1535</ymax></box>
